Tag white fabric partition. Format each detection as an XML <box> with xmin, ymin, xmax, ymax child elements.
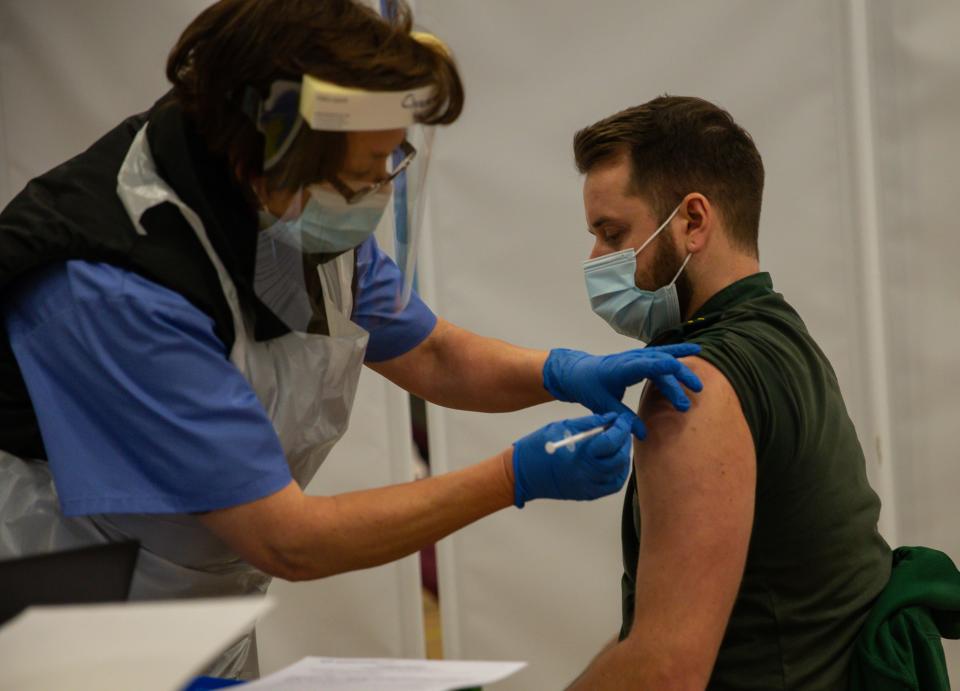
<box><xmin>0</xmin><ymin>0</ymin><xmax>425</xmax><ymax>673</ymax></box>
<box><xmin>871</xmin><ymin>0</ymin><xmax>960</xmax><ymax>562</ymax></box>
<box><xmin>869</xmin><ymin>0</ymin><xmax>960</xmax><ymax>676</ymax></box>
<box><xmin>416</xmin><ymin>0</ymin><xmax>958</xmax><ymax>687</ymax></box>
<box><xmin>0</xmin><ymin>0</ymin><xmax>196</xmax><ymax>205</ymax></box>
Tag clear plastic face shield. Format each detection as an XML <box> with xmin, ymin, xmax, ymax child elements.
<box><xmin>244</xmin><ymin>63</ymin><xmax>436</xmax><ymax>333</ymax></box>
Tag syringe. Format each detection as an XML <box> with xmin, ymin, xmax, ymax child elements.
<box><xmin>544</xmin><ymin>425</ymin><xmax>607</xmax><ymax>454</ymax></box>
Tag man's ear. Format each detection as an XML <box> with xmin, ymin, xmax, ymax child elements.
<box><xmin>679</xmin><ymin>193</ymin><xmax>712</xmax><ymax>254</ymax></box>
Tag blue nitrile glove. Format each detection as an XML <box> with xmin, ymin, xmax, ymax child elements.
<box><xmin>511</xmin><ymin>412</ymin><xmax>632</xmax><ymax>508</ymax></box>
<box><xmin>542</xmin><ymin>344</ymin><xmax>704</xmax><ymax>440</ymax></box>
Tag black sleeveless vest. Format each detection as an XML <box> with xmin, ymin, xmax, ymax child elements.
<box><xmin>0</xmin><ymin>97</ymin><xmax>329</xmax><ymax>459</ymax></box>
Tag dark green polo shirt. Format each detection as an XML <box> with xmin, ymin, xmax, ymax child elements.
<box><xmin>619</xmin><ymin>272</ymin><xmax>891</xmax><ymax>690</ymax></box>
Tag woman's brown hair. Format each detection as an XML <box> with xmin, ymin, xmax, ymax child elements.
<box><xmin>166</xmin><ymin>0</ymin><xmax>463</xmax><ymax>189</ymax></box>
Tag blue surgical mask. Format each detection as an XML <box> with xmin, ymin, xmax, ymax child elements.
<box><xmin>583</xmin><ymin>203</ymin><xmax>691</xmax><ymax>342</ymax></box>
<box><xmin>259</xmin><ymin>186</ymin><xmax>391</xmax><ymax>254</ymax></box>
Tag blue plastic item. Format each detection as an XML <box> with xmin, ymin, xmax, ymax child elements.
<box><xmin>181</xmin><ymin>676</ymin><xmax>245</xmax><ymax>690</ymax></box>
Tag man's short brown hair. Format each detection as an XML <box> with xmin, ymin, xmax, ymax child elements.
<box><xmin>166</xmin><ymin>0</ymin><xmax>464</xmax><ymax>189</ymax></box>
<box><xmin>573</xmin><ymin>95</ymin><xmax>764</xmax><ymax>256</ymax></box>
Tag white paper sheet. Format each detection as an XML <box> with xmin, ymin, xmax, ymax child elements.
<box><xmin>0</xmin><ymin>595</ymin><xmax>274</xmax><ymax>691</ymax></box>
<box><xmin>243</xmin><ymin>657</ymin><xmax>526</xmax><ymax>691</ymax></box>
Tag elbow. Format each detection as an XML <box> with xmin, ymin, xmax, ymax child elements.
<box><xmin>260</xmin><ymin>553</ymin><xmax>314</xmax><ymax>582</ymax></box>
<box><xmin>198</xmin><ymin>488</ymin><xmax>355</xmax><ymax>582</ymax></box>
<box><xmin>619</xmin><ymin>637</ymin><xmax>711</xmax><ymax>691</ymax></box>
<box><xmin>639</xmin><ymin>666</ymin><xmax>708</xmax><ymax>691</ymax></box>
<box><xmin>648</xmin><ymin>656</ymin><xmax>710</xmax><ymax>691</ymax></box>
<box><xmin>238</xmin><ymin>542</ymin><xmax>308</xmax><ymax>582</ymax></box>
<box><xmin>658</xmin><ymin>669</ymin><xmax>710</xmax><ymax>690</ymax></box>
<box><xmin>274</xmin><ymin>565</ymin><xmax>321</xmax><ymax>583</ymax></box>
<box><xmin>254</xmin><ymin>541</ymin><xmax>344</xmax><ymax>582</ymax></box>
<box><xmin>222</xmin><ymin>526</ymin><xmax>334</xmax><ymax>581</ymax></box>
<box><xmin>658</xmin><ymin>674</ymin><xmax>707</xmax><ymax>691</ymax></box>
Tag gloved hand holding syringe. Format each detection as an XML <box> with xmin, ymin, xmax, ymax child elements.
<box><xmin>511</xmin><ymin>412</ymin><xmax>633</xmax><ymax>508</ymax></box>
<box><xmin>508</xmin><ymin>344</ymin><xmax>704</xmax><ymax>508</ymax></box>
<box><xmin>545</xmin><ymin>424</ymin><xmax>609</xmax><ymax>454</ymax></box>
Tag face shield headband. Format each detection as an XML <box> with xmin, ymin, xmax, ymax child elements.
<box><xmin>245</xmin><ymin>77</ymin><xmax>436</xmax><ymax>174</ymax></box>
<box><xmin>241</xmin><ymin>35</ymin><xmax>444</xmax><ymax>333</ymax></box>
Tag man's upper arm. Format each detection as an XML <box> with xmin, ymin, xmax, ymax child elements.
<box><xmin>626</xmin><ymin>355</ymin><xmax>756</xmax><ymax>684</ymax></box>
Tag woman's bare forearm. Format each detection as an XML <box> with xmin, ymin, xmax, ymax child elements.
<box><xmin>368</xmin><ymin>318</ymin><xmax>553</xmax><ymax>412</ymax></box>
<box><xmin>200</xmin><ymin>449</ymin><xmax>516</xmax><ymax>580</ymax></box>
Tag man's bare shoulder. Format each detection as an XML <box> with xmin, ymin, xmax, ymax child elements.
<box><xmin>634</xmin><ymin>354</ymin><xmax>755</xmax><ymax>525</ymax></box>
<box><xmin>639</xmin><ymin>355</ymin><xmax>749</xmax><ymax>448</ymax></box>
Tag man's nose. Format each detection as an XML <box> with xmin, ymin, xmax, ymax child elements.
<box><xmin>588</xmin><ymin>240</ymin><xmax>606</xmax><ymax>261</ymax></box>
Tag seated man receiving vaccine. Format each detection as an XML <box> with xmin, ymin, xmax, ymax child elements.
<box><xmin>566</xmin><ymin>96</ymin><xmax>892</xmax><ymax>690</ymax></box>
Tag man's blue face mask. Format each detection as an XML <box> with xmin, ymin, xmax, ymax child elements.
<box><xmin>583</xmin><ymin>202</ymin><xmax>691</xmax><ymax>343</ymax></box>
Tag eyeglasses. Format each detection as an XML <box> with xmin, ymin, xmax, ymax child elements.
<box><xmin>329</xmin><ymin>140</ymin><xmax>417</xmax><ymax>205</ymax></box>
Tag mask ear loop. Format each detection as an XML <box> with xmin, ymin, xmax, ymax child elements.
<box><xmin>633</xmin><ymin>202</ymin><xmax>684</xmax><ymax>257</ymax></box>
<box><xmin>669</xmin><ymin>253</ymin><xmax>692</xmax><ymax>286</ymax></box>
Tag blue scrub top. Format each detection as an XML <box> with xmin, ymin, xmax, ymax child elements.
<box><xmin>2</xmin><ymin>236</ymin><xmax>436</xmax><ymax>517</ymax></box>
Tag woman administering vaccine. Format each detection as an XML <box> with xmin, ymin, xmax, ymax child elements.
<box><xmin>0</xmin><ymin>0</ymin><xmax>700</xmax><ymax>676</ymax></box>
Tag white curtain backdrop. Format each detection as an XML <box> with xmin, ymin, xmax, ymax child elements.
<box><xmin>871</xmin><ymin>1</ymin><xmax>960</xmax><ymax>677</ymax></box>
<box><xmin>871</xmin><ymin>0</ymin><xmax>960</xmax><ymax>573</ymax></box>
<box><xmin>1</xmin><ymin>0</ymin><xmax>957</xmax><ymax>687</ymax></box>
<box><xmin>415</xmin><ymin>0</ymin><xmax>958</xmax><ymax>688</ymax></box>
<box><xmin>0</xmin><ymin>0</ymin><xmax>194</xmax><ymax>204</ymax></box>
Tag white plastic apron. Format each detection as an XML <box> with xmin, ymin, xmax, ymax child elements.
<box><xmin>0</xmin><ymin>125</ymin><xmax>368</xmax><ymax>678</ymax></box>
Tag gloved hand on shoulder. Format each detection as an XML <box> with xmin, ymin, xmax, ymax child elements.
<box><xmin>542</xmin><ymin>344</ymin><xmax>703</xmax><ymax>440</ymax></box>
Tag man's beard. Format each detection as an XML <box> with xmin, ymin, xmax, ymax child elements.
<box><xmin>644</xmin><ymin>232</ymin><xmax>693</xmax><ymax>319</ymax></box>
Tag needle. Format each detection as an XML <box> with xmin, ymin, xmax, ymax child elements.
<box><xmin>544</xmin><ymin>425</ymin><xmax>607</xmax><ymax>454</ymax></box>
